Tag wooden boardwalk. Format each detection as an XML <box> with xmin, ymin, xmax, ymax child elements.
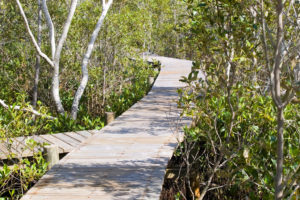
<box><xmin>0</xmin><ymin>131</ymin><xmax>96</xmax><ymax>159</ymax></box>
<box><xmin>22</xmin><ymin>56</ymin><xmax>193</xmax><ymax>200</ymax></box>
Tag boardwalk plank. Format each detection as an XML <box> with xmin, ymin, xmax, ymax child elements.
<box><xmin>9</xmin><ymin>138</ymin><xmax>34</xmax><ymax>158</ymax></box>
<box><xmin>0</xmin><ymin>143</ymin><xmax>10</xmax><ymax>159</ymax></box>
<box><xmin>22</xmin><ymin>56</ymin><xmax>194</xmax><ymax>200</ymax></box>
<box><xmin>76</xmin><ymin>130</ymin><xmax>93</xmax><ymax>138</ymax></box>
<box><xmin>64</xmin><ymin>132</ymin><xmax>86</xmax><ymax>142</ymax></box>
<box><xmin>0</xmin><ymin>132</ymin><xmax>92</xmax><ymax>160</ymax></box>
<box><xmin>52</xmin><ymin>133</ymin><xmax>81</xmax><ymax>147</ymax></box>
<box><xmin>40</xmin><ymin>135</ymin><xmax>74</xmax><ymax>152</ymax></box>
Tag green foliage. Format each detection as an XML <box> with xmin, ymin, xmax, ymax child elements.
<box><xmin>0</xmin><ymin>142</ymin><xmax>48</xmax><ymax>199</ymax></box>
<box><xmin>0</xmin><ymin>97</ymin><xmax>53</xmax><ymax>138</ymax></box>
<box><xmin>106</xmin><ymin>60</ymin><xmax>156</xmax><ymax>115</ymax></box>
<box><xmin>179</xmin><ymin>62</ymin><xmax>299</xmax><ymax>199</ymax></box>
<box><xmin>0</xmin><ymin>1</ymin><xmax>163</xmax><ymax>199</ymax></box>
<box><xmin>176</xmin><ymin>0</ymin><xmax>299</xmax><ymax>199</ymax></box>
<box><xmin>47</xmin><ymin>113</ymin><xmax>104</xmax><ymax>133</ymax></box>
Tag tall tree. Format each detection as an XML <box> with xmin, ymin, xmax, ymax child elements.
<box><xmin>16</xmin><ymin>0</ymin><xmax>113</xmax><ymax>119</ymax></box>
<box><xmin>261</xmin><ymin>0</ymin><xmax>299</xmax><ymax>198</ymax></box>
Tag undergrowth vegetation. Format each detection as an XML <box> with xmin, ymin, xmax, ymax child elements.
<box><xmin>0</xmin><ymin>0</ymin><xmax>165</xmax><ymax>198</ymax></box>
<box><xmin>160</xmin><ymin>0</ymin><xmax>299</xmax><ymax>199</ymax></box>
<box><xmin>0</xmin><ymin>0</ymin><xmax>299</xmax><ymax>199</ymax></box>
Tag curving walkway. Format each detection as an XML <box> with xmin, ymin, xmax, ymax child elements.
<box><xmin>22</xmin><ymin>56</ymin><xmax>193</xmax><ymax>200</ymax></box>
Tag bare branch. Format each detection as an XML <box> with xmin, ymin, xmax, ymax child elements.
<box><xmin>71</xmin><ymin>0</ymin><xmax>113</xmax><ymax>119</ymax></box>
<box><xmin>261</xmin><ymin>0</ymin><xmax>271</xmax><ymax>71</ymax></box>
<box><xmin>207</xmin><ymin>184</ymin><xmax>227</xmax><ymax>192</ymax></box>
<box><xmin>0</xmin><ymin>99</ymin><xmax>56</xmax><ymax>120</ymax></box>
<box><xmin>282</xmin><ymin>90</ymin><xmax>295</xmax><ymax>108</ymax></box>
<box><xmin>198</xmin><ymin>154</ymin><xmax>223</xmax><ymax>200</ymax></box>
<box><xmin>283</xmin><ymin>164</ymin><xmax>300</xmax><ymax>192</ymax></box>
<box><xmin>16</xmin><ymin>0</ymin><xmax>54</xmax><ymax>67</ymax></box>
<box><xmin>54</xmin><ymin>0</ymin><xmax>78</xmax><ymax>62</ymax></box>
<box><xmin>265</xmin><ymin>22</ymin><xmax>276</xmax><ymax>49</ymax></box>
<box><xmin>287</xmin><ymin>184</ymin><xmax>299</xmax><ymax>200</ymax></box>
<box><xmin>41</xmin><ymin>0</ymin><xmax>56</xmax><ymax>59</ymax></box>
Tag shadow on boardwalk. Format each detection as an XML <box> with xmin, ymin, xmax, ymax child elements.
<box><xmin>33</xmin><ymin>156</ymin><xmax>174</xmax><ymax>199</ymax></box>
<box><xmin>21</xmin><ymin>56</ymin><xmax>193</xmax><ymax>200</ymax></box>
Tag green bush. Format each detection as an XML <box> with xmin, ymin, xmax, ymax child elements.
<box><xmin>0</xmin><ymin>140</ymin><xmax>48</xmax><ymax>199</ymax></box>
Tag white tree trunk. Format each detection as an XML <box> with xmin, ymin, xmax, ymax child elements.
<box><xmin>51</xmin><ymin>65</ymin><xmax>65</xmax><ymax>114</ymax></box>
<box><xmin>71</xmin><ymin>0</ymin><xmax>113</xmax><ymax>120</ymax></box>
<box><xmin>16</xmin><ymin>0</ymin><xmax>54</xmax><ymax>67</ymax></box>
<box><xmin>41</xmin><ymin>0</ymin><xmax>56</xmax><ymax>59</ymax></box>
<box><xmin>17</xmin><ymin>0</ymin><xmax>112</xmax><ymax>118</ymax></box>
<box><xmin>51</xmin><ymin>0</ymin><xmax>78</xmax><ymax>115</ymax></box>
<box><xmin>54</xmin><ymin>0</ymin><xmax>78</xmax><ymax>63</ymax></box>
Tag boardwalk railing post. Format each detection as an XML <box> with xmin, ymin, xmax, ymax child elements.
<box><xmin>44</xmin><ymin>144</ymin><xmax>59</xmax><ymax>169</ymax></box>
<box><xmin>105</xmin><ymin>112</ymin><xmax>115</xmax><ymax>124</ymax></box>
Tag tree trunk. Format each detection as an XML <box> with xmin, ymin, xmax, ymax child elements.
<box><xmin>71</xmin><ymin>0</ymin><xmax>113</xmax><ymax>120</ymax></box>
<box><xmin>41</xmin><ymin>0</ymin><xmax>56</xmax><ymax>59</ymax></box>
<box><xmin>275</xmin><ymin>108</ymin><xmax>284</xmax><ymax>200</ymax></box>
<box><xmin>32</xmin><ymin>0</ymin><xmax>42</xmax><ymax>108</ymax></box>
<box><xmin>274</xmin><ymin>1</ymin><xmax>285</xmax><ymax>199</ymax></box>
<box><xmin>52</xmin><ymin>62</ymin><xmax>65</xmax><ymax>114</ymax></box>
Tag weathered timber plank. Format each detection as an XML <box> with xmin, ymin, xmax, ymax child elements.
<box><xmin>76</xmin><ymin>130</ymin><xmax>93</xmax><ymax>138</ymax></box>
<box><xmin>0</xmin><ymin>131</ymin><xmax>93</xmax><ymax>160</ymax></box>
<box><xmin>52</xmin><ymin>133</ymin><xmax>81</xmax><ymax>147</ymax></box>
<box><xmin>64</xmin><ymin>132</ymin><xmax>86</xmax><ymax>142</ymax></box>
<box><xmin>9</xmin><ymin>138</ymin><xmax>34</xmax><ymax>158</ymax></box>
<box><xmin>22</xmin><ymin>56</ymin><xmax>194</xmax><ymax>200</ymax></box>
<box><xmin>0</xmin><ymin>143</ymin><xmax>10</xmax><ymax>159</ymax></box>
<box><xmin>40</xmin><ymin>135</ymin><xmax>74</xmax><ymax>152</ymax></box>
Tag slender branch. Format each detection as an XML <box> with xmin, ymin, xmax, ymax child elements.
<box><xmin>41</xmin><ymin>0</ymin><xmax>56</xmax><ymax>59</ymax></box>
<box><xmin>273</xmin><ymin>0</ymin><xmax>284</xmax><ymax>107</ymax></box>
<box><xmin>287</xmin><ymin>184</ymin><xmax>299</xmax><ymax>200</ymax></box>
<box><xmin>71</xmin><ymin>0</ymin><xmax>113</xmax><ymax>119</ymax></box>
<box><xmin>265</xmin><ymin>22</ymin><xmax>276</xmax><ymax>49</ymax></box>
<box><xmin>54</xmin><ymin>0</ymin><xmax>78</xmax><ymax>63</ymax></box>
<box><xmin>15</xmin><ymin>0</ymin><xmax>54</xmax><ymax>67</ymax></box>
<box><xmin>282</xmin><ymin>89</ymin><xmax>295</xmax><ymax>107</ymax></box>
<box><xmin>207</xmin><ymin>184</ymin><xmax>227</xmax><ymax>192</ymax></box>
<box><xmin>283</xmin><ymin>164</ymin><xmax>300</xmax><ymax>193</ymax></box>
<box><xmin>0</xmin><ymin>99</ymin><xmax>56</xmax><ymax>120</ymax></box>
<box><xmin>198</xmin><ymin>154</ymin><xmax>223</xmax><ymax>200</ymax></box>
<box><xmin>261</xmin><ymin>0</ymin><xmax>271</xmax><ymax>71</ymax></box>
<box><xmin>251</xmin><ymin>181</ymin><xmax>274</xmax><ymax>194</ymax></box>
<box><xmin>32</xmin><ymin>0</ymin><xmax>42</xmax><ymax>108</ymax></box>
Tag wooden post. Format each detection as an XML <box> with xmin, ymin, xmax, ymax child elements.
<box><xmin>44</xmin><ymin>145</ymin><xmax>59</xmax><ymax>170</ymax></box>
<box><xmin>105</xmin><ymin>112</ymin><xmax>115</xmax><ymax>124</ymax></box>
